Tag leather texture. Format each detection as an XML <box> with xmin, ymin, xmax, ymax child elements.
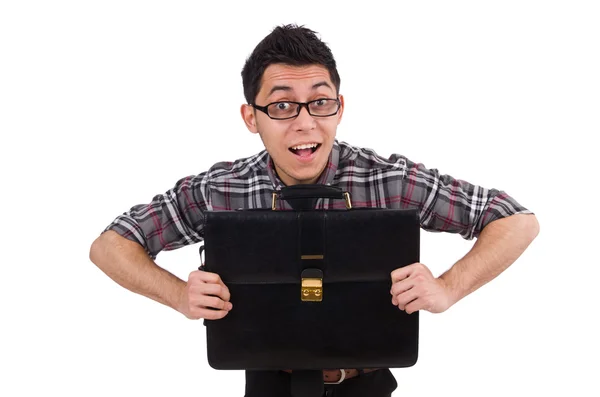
<box><xmin>277</xmin><ymin>184</ymin><xmax>347</xmax><ymax>201</ymax></box>
<box><xmin>203</xmin><ymin>189</ymin><xmax>420</xmax><ymax>371</ymax></box>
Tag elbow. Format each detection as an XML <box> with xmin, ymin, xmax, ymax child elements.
<box><xmin>518</xmin><ymin>213</ymin><xmax>540</xmax><ymax>244</ymax></box>
<box><xmin>89</xmin><ymin>231</ymin><xmax>116</xmax><ymax>265</ymax></box>
<box><xmin>89</xmin><ymin>234</ymin><xmax>105</xmax><ymax>265</ymax></box>
<box><xmin>90</xmin><ymin>230</ymin><xmax>147</xmax><ymax>266</ymax></box>
<box><xmin>526</xmin><ymin>214</ymin><xmax>540</xmax><ymax>241</ymax></box>
<box><xmin>485</xmin><ymin>213</ymin><xmax>540</xmax><ymax>244</ymax></box>
<box><xmin>531</xmin><ymin>215</ymin><xmax>540</xmax><ymax>238</ymax></box>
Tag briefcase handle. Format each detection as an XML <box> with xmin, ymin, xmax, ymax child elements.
<box><xmin>272</xmin><ymin>184</ymin><xmax>352</xmax><ymax>210</ymax></box>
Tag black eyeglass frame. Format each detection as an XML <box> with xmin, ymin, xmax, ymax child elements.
<box><xmin>251</xmin><ymin>98</ymin><xmax>341</xmax><ymax>120</ymax></box>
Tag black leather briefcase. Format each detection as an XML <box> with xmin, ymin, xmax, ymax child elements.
<box><xmin>202</xmin><ymin>184</ymin><xmax>420</xmax><ymax>371</ymax></box>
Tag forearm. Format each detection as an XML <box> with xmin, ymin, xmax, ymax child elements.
<box><xmin>440</xmin><ymin>213</ymin><xmax>539</xmax><ymax>305</ymax></box>
<box><xmin>89</xmin><ymin>230</ymin><xmax>186</xmax><ymax>313</ymax></box>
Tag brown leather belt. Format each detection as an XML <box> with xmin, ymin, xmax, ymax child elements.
<box><xmin>282</xmin><ymin>368</ymin><xmax>380</xmax><ymax>384</ymax></box>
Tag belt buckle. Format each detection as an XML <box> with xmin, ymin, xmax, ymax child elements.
<box><xmin>324</xmin><ymin>369</ymin><xmax>346</xmax><ymax>385</ymax></box>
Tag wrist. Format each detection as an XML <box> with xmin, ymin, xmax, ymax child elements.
<box><xmin>173</xmin><ymin>279</ymin><xmax>188</xmax><ymax>315</ymax></box>
<box><xmin>438</xmin><ymin>273</ymin><xmax>462</xmax><ymax>308</ymax></box>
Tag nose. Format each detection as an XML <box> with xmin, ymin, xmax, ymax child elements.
<box><xmin>293</xmin><ymin>104</ymin><xmax>316</xmax><ymax>131</ymax></box>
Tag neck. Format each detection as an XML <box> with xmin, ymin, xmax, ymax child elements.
<box><xmin>274</xmin><ymin>165</ymin><xmax>323</xmax><ymax>187</ymax></box>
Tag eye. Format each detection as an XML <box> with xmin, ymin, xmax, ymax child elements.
<box><xmin>276</xmin><ymin>102</ymin><xmax>291</xmax><ymax>110</ymax></box>
<box><xmin>314</xmin><ymin>99</ymin><xmax>327</xmax><ymax>106</ymax></box>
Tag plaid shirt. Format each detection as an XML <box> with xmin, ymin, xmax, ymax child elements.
<box><xmin>105</xmin><ymin>140</ymin><xmax>532</xmax><ymax>259</ymax></box>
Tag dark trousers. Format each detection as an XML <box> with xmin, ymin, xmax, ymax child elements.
<box><xmin>244</xmin><ymin>369</ymin><xmax>398</xmax><ymax>397</ymax></box>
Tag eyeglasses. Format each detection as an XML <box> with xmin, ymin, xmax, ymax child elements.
<box><xmin>251</xmin><ymin>98</ymin><xmax>340</xmax><ymax>120</ymax></box>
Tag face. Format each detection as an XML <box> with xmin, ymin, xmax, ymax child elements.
<box><xmin>241</xmin><ymin>64</ymin><xmax>344</xmax><ymax>186</ymax></box>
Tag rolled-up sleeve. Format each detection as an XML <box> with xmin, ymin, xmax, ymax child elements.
<box><xmin>103</xmin><ymin>173</ymin><xmax>210</xmax><ymax>259</ymax></box>
<box><xmin>401</xmin><ymin>158</ymin><xmax>533</xmax><ymax>240</ymax></box>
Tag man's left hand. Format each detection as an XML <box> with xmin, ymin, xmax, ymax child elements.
<box><xmin>390</xmin><ymin>263</ymin><xmax>455</xmax><ymax>314</ymax></box>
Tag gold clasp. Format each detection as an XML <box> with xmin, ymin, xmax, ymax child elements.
<box><xmin>343</xmin><ymin>192</ymin><xmax>352</xmax><ymax>209</ymax></box>
<box><xmin>301</xmin><ymin>277</ymin><xmax>323</xmax><ymax>302</ymax></box>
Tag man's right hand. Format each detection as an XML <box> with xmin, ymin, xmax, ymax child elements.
<box><xmin>179</xmin><ymin>270</ymin><xmax>233</xmax><ymax>320</ymax></box>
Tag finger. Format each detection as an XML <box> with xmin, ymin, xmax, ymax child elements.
<box><xmin>390</xmin><ymin>268</ymin><xmax>410</xmax><ymax>283</ymax></box>
<box><xmin>390</xmin><ymin>278</ymin><xmax>413</xmax><ymax>296</ymax></box>
<box><xmin>405</xmin><ymin>298</ymin><xmax>427</xmax><ymax>315</ymax></box>
<box><xmin>390</xmin><ymin>262</ymin><xmax>420</xmax><ymax>283</ymax></box>
<box><xmin>191</xmin><ymin>295</ymin><xmax>231</xmax><ymax>311</ymax></box>
<box><xmin>395</xmin><ymin>288</ymin><xmax>419</xmax><ymax>310</ymax></box>
<box><xmin>190</xmin><ymin>307</ymin><xmax>230</xmax><ymax>320</ymax></box>
<box><xmin>194</xmin><ymin>270</ymin><xmax>227</xmax><ymax>287</ymax></box>
<box><xmin>203</xmin><ymin>309</ymin><xmax>230</xmax><ymax>320</ymax></box>
<box><xmin>391</xmin><ymin>296</ymin><xmax>398</xmax><ymax>305</ymax></box>
<box><xmin>191</xmin><ymin>282</ymin><xmax>231</xmax><ymax>303</ymax></box>
<box><xmin>188</xmin><ymin>270</ymin><xmax>205</xmax><ymax>282</ymax></box>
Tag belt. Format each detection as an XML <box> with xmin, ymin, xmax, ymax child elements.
<box><xmin>282</xmin><ymin>368</ymin><xmax>380</xmax><ymax>385</ymax></box>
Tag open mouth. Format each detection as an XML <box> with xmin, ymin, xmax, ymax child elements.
<box><xmin>289</xmin><ymin>143</ymin><xmax>321</xmax><ymax>158</ymax></box>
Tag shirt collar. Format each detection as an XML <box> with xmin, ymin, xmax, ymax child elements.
<box><xmin>266</xmin><ymin>139</ymin><xmax>340</xmax><ymax>190</ymax></box>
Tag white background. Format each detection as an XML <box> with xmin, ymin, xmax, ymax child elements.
<box><xmin>1</xmin><ymin>1</ymin><xmax>599</xmax><ymax>396</ymax></box>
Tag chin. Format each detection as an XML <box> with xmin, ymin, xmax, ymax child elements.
<box><xmin>297</xmin><ymin>176</ymin><xmax>321</xmax><ymax>184</ymax></box>
<box><xmin>291</xmin><ymin>168</ymin><xmax>325</xmax><ymax>185</ymax></box>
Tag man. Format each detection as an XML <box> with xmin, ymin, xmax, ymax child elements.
<box><xmin>90</xmin><ymin>24</ymin><xmax>539</xmax><ymax>396</ymax></box>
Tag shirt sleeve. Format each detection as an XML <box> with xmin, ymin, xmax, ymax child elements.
<box><xmin>102</xmin><ymin>173</ymin><xmax>210</xmax><ymax>259</ymax></box>
<box><xmin>400</xmin><ymin>157</ymin><xmax>533</xmax><ymax>240</ymax></box>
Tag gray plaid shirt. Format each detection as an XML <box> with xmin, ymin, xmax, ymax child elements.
<box><xmin>105</xmin><ymin>140</ymin><xmax>532</xmax><ymax>259</ymax></box>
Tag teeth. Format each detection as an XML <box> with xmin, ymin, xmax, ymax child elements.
<box><xmin>291</xmin><ymin>143</ymin><xmax>318</xmax><ymax>150</ymax></box>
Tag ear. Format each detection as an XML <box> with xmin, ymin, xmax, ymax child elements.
<box><xmin>336</xmin><ymin>95</ymin><xmax>345</xmax><ymax>125</ymax></box>
<box><xmin>241</xmin><ymin>104</ymin><xmax>259</xmax><ymax>134</ymax></box>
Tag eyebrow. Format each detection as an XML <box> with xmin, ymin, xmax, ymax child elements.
<box><xmin>267</xmin><ymin>81</ymin><xmax>334</xmax><ymax>98</ymax></box>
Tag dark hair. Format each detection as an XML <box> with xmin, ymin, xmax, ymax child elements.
<box><xmin>241</xmin><ymin>24</ymin><xmax>341</xmax><ymax>104</ymax></box>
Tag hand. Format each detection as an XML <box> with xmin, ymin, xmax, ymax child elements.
<box><xmin>179</xmin><ymin>270</ymin><xmax>233</xmax><ymax>320</ymax></box>
<box><xmin>390</xmin><ymin>263</ymin><xmax>454</xmax><ymax>314</ymax></box>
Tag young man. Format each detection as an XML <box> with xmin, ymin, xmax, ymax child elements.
<box><xmin>90</xmin><ymin>24</ymin><xmax>539</xmax><ymax>397</ymax></box>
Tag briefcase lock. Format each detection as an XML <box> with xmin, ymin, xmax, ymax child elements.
<box><xmin>301</xmin><ymin>278</ymin><xmax>323</xmax><ymax>302</ymax></box>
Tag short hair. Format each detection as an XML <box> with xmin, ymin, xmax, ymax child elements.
<box><xmin>241</xmin><ymin>24</ymin><xmax>341</xmax><ymax>104</ymax></box>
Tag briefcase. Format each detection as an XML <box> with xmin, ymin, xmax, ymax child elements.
<box><xmin>202</xmin><ymin>184</ymin><xmax>420</xmax><ymax>371</ymax></box>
